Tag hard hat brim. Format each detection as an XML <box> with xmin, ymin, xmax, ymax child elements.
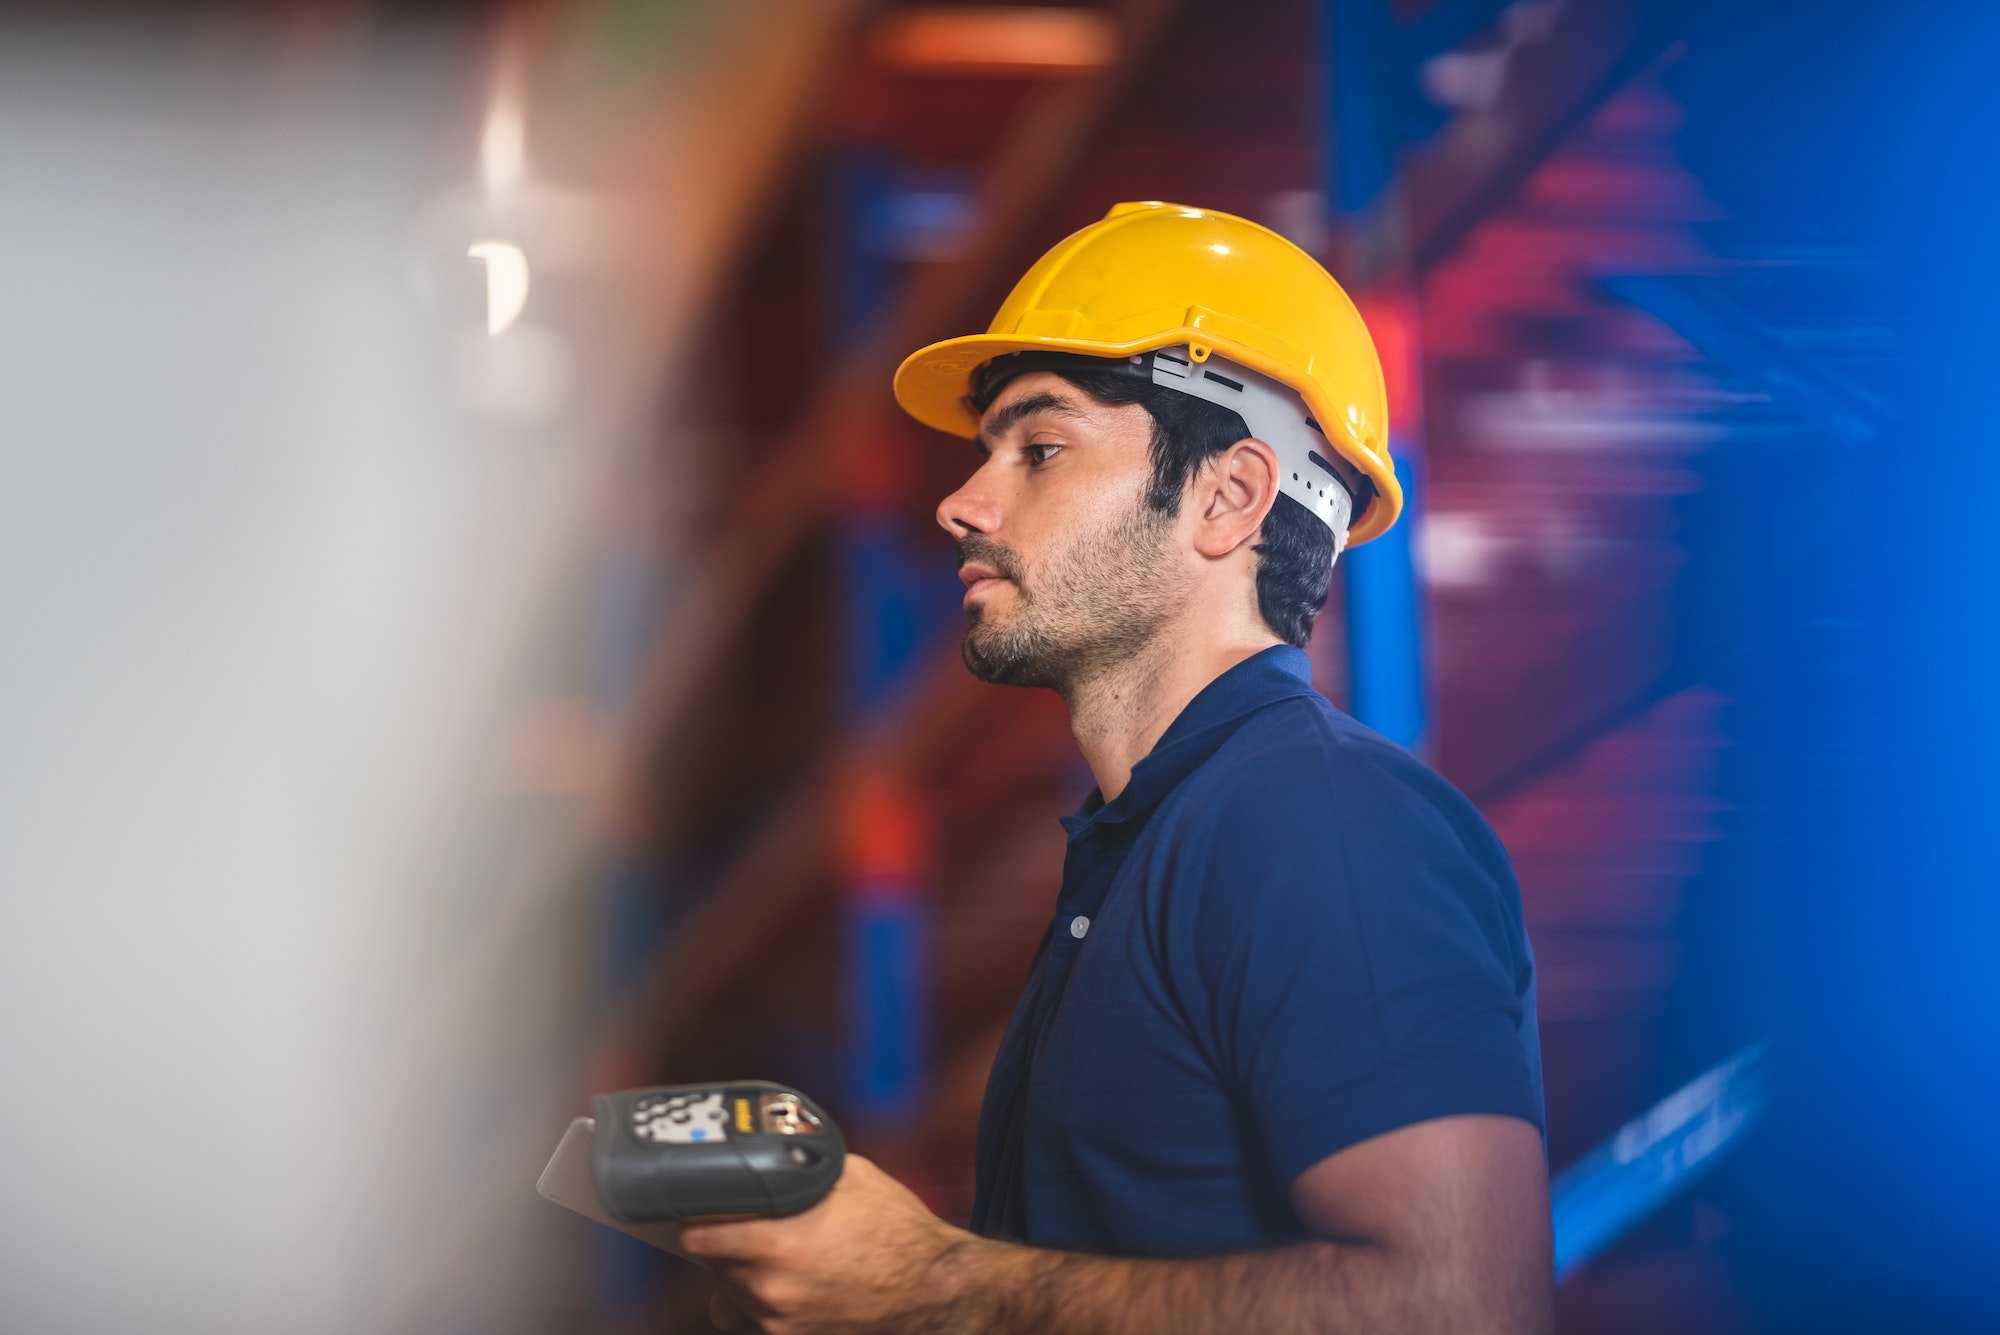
<box><xmin>892</xmin><ymin>331</ymin><xmax>1403</xmax><ymax>546</ymax></box>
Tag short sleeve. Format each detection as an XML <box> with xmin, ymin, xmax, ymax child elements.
<box><xmin>1181</xmin><ymin>733</ymin><xmax>1542</xmax><ymax>1188</ymax></box>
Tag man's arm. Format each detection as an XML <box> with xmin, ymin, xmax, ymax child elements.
<box><xmin>936</xmin><ymin>1113</ymin><xmax>1549</xmax><ymax>1335</ymax></box>
<box><xmin>679</xmin><ymin>1113</ymin><xmax>1551</xmax><ymax>1335</ymax></box>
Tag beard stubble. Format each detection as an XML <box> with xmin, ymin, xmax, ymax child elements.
<box><xmin>959</xmin><ymin>494</ymin><xmax>1190</xmax><ymax>694</ymax></box>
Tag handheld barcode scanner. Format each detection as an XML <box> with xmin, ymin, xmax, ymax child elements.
<box><xmin>539</xmin><ymin>1081</ymin><xmax>845</xmax><ymax>1234</ymax></box>
<box><xmin>593</xmin><ymin>1081</ymin><xmax>844</xmax><ymax>1222</ymax></box>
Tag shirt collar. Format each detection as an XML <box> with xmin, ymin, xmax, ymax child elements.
<box><xmin>1059</xmin><ymin>644</ymin><xmax>1319</xmax><ymax>840</ymax></box>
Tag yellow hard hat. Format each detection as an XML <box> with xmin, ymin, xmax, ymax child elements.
<box><xmin>892</xmin><ymin>200</ymin><xmax>1400</xmax><ymax>544</ymax></box>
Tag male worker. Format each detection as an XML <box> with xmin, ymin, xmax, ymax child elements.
<box><xmin>680</xmin><ymin>201</ymin><xmax>1551</xmax><ymax>1333</ymax></box>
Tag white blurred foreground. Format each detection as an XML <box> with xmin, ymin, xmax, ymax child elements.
<box><xmin>0</xmin><ymin>9</ymin><xmax>837</xmax><ymax>1330</ymax></box>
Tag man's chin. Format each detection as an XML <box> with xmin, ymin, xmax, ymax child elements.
<box><xmin>961</xmin><ymin>629</ymin><xmax>1060</xmax><ymax>690</ymax></box>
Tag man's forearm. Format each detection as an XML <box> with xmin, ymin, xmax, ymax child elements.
<box><xmin>679</xmin><ymin>1143</ymin><xmax>1547</xmax><ymax>1333</ymax></box>
<box><xmin>924</xmin><ymin>1232</ymin><xmax>1447</xmax><ymax>1335</ymax></box>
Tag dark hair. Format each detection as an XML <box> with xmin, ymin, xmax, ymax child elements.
<box><xmin>1037</xmin><ymin>367</ymin><xmax>1339</xmax><ymax>648</ymax></box>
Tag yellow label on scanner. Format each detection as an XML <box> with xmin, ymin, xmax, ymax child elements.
<box><xmin>734</xmin><ymin>1097</ymin><xmax>752</xmax><ymax>1133</ymax></box>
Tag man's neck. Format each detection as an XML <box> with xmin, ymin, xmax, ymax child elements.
<box><xmin>1064</xmin><ymin>628</ymin><xmax>1286</xmax><ymax>804</ymax></box>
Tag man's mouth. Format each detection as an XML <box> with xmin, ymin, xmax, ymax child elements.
<box><xmin>963</xmin><ymin>575</ymin><xmax>1007</xmax><ymax>603</ymax></box>
<box><xmin>957</xmin><ymin>559</ymin><xmax>1011</xmax><ymax>602</ymax></box>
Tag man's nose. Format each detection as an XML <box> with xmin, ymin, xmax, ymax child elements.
<box><xmin>936</xmin><ymin>473</ymin><xmax>1002</xmax><ymax>540</ymax></box>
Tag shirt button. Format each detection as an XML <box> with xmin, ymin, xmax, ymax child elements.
<box><xmin>1070</xmin><ymin>915</ymin><xmax>1090</xmax><ymax>939</ymax></box>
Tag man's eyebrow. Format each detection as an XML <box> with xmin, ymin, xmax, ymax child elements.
<box><xmin>974</xmin><ymin>390</ymin><xmax>1093</xmax><ymax>455</ymax></box>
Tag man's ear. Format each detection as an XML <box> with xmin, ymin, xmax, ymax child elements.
<box><xmin>1191</xmin><ymin>438</ymin><xmax>1281</xmax><ymax>559</ymax></box>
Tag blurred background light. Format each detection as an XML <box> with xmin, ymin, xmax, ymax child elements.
<box><xmin>864</xmin><ymin>5</ymin><xmax>1119</xmax><ymax>76</ymax></box>
<box><xmin>469</xmin><ymin>240</ymin><xmax>533</xmax><ymax>335</ymax></box>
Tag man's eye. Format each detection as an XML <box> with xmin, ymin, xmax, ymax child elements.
<box><xmin>1026</xmin><ymin>443</ymin><xmax>1063</xmax><ymax>467</ymax></box>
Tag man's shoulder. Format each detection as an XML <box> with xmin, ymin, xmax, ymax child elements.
<box><xmin>1163</xmin><ymin>692</ymin><xmax>1508</xmax><ymax>885</ymax></box>
<box><xmin>1197</xmin><ymin>691</ymin><xmax>1461</xmax><ymax>811</ymax></box>
<box><xmin>1149</xmin><ymin>692</ymin><xmax>1531</xmax><ymax>990</ymax></box>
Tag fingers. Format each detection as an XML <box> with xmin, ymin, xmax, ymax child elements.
<box><xmin>707</xmin><ymin>1289</ymin><xmax>750</xmax><ymax>1331</ymax></box>
<box><xmin>678</xmin><ymin>1217</ymin><xmax>777</xmax><ymax>1264</ymax></box>
<box><xmin>708</xmin><ymin>1273</ymin><xmax>781</xmax><ymax>1331</ymax></box>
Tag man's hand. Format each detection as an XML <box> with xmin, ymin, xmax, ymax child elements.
<box><xmin>677</xmin><ymin>1153</ymin><xmax>974</xmax><ymax>1335</ymax></box>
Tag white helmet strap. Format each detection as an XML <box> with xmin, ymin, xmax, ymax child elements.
<box><xmin>1140</xmin><ymin>346</ymin><xmax>1358</xmax><ymax>554</ymax></box>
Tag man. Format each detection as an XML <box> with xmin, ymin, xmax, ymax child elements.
<box><xmin>680</xmin><ymin>202</ymin><xmax>1551</xmax><ymax>1333</ymax></box>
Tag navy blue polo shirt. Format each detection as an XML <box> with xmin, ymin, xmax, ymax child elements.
<box><xmin>969</xmin><ymin>644</ymin><xmax>1543</xmax><ymax>1255</ymax></box>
